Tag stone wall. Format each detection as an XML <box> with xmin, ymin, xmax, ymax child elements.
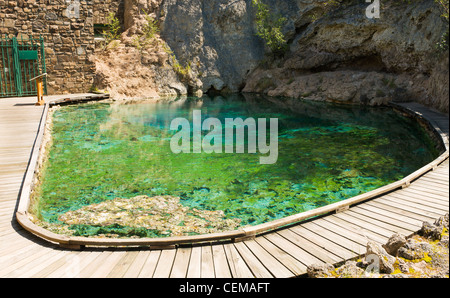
<box><xmin>0</xmin><ymin>0</ymin><xmax>123</xmax><ymax>95</ymax></box>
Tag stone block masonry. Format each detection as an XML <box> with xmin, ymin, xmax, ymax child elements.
<box><xmin>0</xmin><ymin>0</ymin><xmax>123</xmax><ymax>95</ymax></box>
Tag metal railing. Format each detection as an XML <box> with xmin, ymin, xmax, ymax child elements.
<box><xmin>0</xmin><ymin>34</ymin><xmax>47</xmax><ymax>98</ymax></box>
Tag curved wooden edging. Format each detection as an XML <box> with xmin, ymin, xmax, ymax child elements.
<box><xmin>15</xmin><ymin>100</ymin><xmax>450</xmax><ymax>249</ymax></box>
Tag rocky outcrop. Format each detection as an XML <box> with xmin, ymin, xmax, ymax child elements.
<box><xmin>242</xmin><ymin>0</ymin><xmax>449</xmax><ymax>113</ymax></box>
<box><xmin>92</xmin><ymin>0</ymin><xmax>448</xmax><ymax>112</ymax></box>
<box><xmin>158</xmin><ymin>0</ymin><xmax>266</xmax><ymax>94</ymax></box>
<box><xmin>93</xmin><ymin>0</ymin><xmax>189</xmax><ymax>100</ymax></box>
<box><xmin>306</xmin><ymin>213</ymin><xmax>449</xmax><ymax>278</ymax></box>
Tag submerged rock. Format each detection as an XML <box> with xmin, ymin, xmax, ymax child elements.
<box><xmin>58</xmin><ymin>195</ymin><xmax>241</xmax><ymax>237</ymax></box>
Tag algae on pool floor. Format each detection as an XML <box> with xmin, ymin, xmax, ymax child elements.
<box><xmin>32</xmin><ymin>94</ymin><xmax>439</xmax><ymax>238</ymax></box>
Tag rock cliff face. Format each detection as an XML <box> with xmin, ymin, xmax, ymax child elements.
<box><xmin>94</xmin><ymin>0</ymin><xmax>448</xmax><ymax>113</ymax></box>
<box><xmin>242</xmin><ymin>0</ymin><xmax>449</xmax><ymax>113</ymax></box>
<box><xmin>158</xmin><ymin>0</ymin><xmax>266</xmax><ymax>93</ymax></box>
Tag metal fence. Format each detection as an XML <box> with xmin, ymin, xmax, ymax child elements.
<box><xmin>0</xmin><ymin>34</ymin><xmax>47</xmax><ymax>98</ymax></box>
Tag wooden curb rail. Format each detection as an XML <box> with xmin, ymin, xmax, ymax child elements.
<box><xmin>15</xmin><ymin>100</ymin><xmax>450</xmax><ymax>250</ymax></box>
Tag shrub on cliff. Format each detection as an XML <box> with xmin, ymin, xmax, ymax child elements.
<box><xmin>251</xmin><ymin>0</ymin><xmax>287</xmax><ymax>54</ymax></box>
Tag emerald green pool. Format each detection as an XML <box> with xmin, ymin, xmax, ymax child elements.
<box><xmin>33</xmin><ymin>94</ymin><xmax>439</xmax><ymax>238</ymax></box>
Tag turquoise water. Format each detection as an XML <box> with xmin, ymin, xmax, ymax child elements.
<box><xmin>34</xmin><ymin>94</ymin><xmax>439</xmax><ymax>237</ymax></box>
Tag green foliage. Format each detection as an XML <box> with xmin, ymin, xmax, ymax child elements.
<box><xmin>435</xmin><ymin>0</ymin><xmax>449</xmax><ymax>50</ymax></box>
<box><xmin>131</xmin><ymin>10</ymin><xmax>161</xmax><ymax>50</ymax></box>
<box><xmin>251</xmin><ymin>0</ymin><xmax>287</xmax><ymax>54</ymax></box>
<box><xmin>163</xmin><ymin>43</ymin><xmax>192</xmax><ymax>78</ymax></box>
<box><xmin>69</xmin><ymin>224</ymin><xmax>165</xmax><ymax>238</ymax></box>
<box><xmin>143</xmin><ymin>11</ymin><xmax>160</xmax><ymax>40</ymax></box>
<box><xmin>104</xmin><ymin>12</ymin><xmax>121</xmax><ymax>44</ymax></box>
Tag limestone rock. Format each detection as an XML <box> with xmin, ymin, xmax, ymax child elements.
<box><xmin>365</xmin><ymin>241</ymin><xmax>396</xmax><ymax>274</ymax></box>
<box><xmin>306</xmin><ymin>263</ymin><xmax>335</xmax><ymax>278</ymax></box>
<box><xmin>243</xmin><ymin>0</ymin><xmax>448</xmax><ymax>113</ymax></box>
<box><xmin>383</xmin><ymin>233</ymin><xmax>407</xmax><ymax>257</ymax></box>
<box><xmin>58</xmin><ymin>195</ymin><xmax>242</xmax><ymax>237</ymax></box>
<box><xmin>419</xmin><ymin>221</ymin><xmax>444</xmax><ymax>241</ymax></box>
<box><xmin>398</xmin><ymin>239</ymin><xmax>432</xmax><ymax>261</ymax></box>
<box><xmin>334</xmin><ymin>261</ymin><xmax>365</xmax><ymax>278</ymax></box>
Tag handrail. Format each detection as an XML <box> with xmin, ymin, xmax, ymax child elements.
<box><xmin>15</xmin><ymin>100</ymin><xmax>449</xmax><ymax>249</ymax></box>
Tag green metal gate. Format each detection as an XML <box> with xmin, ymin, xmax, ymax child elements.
<box><xmin>0</xmin><ymin>34</ymin><xmax>47</xmax><ymax>98</ymax></box>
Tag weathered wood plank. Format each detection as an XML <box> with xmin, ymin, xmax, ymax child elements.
<box><xmin>212</xmin><ymin>244</ymin><xmax>232</xmax><ymax>278</ymax></box>
<box><xmin>224</xmin><ymin>243</ymin><xmax>254</xmax><ymax>278</ymax></box>
<box><xmin>350</xmin><ymin>205</ymin><xmax>419</xmax><ymax>233</ymax></box>
<box><xmin>322</xmin><ymin>214</ymin><xmax>387</xmax><ymax>244</ymax></box>
<box><xmin>152</xmin><ymin>249</ymin><xmax>176</xmax><ymax>278</ymax></box>
<box><xmin>106</xmin><ymin>250</ymin><xmax>140</xmax><ymax>278</ymax></box>
<box><xmin>123</xmin><ymin>250</ymin><xmax>152</xmax><ymax>278</ymax></box>
<box><xmin>387</xmin><ymin>192</ymin><xmax>449</xmax><ymax>210</ymax></box>
<box><xmin>137</xmin><ymin>250</ymin><xmax>160</xmax><ymax>278</ymax></box>
<box><xmin>201</xmin><ymin>245</ymin><xmax>216</xmax><ymax>278</ymax></box>
<box><xmin>170</xmin><ymin>247</ymin><xmax>191</xmax><ymax>278</ymax></box>
<box><xmin>364</xmin><ymin>201</ymin><xmax>432</xmax><ymax>225</ymax></box>
<box><xmin>186</xmin><ymin>246</ymin><xmax>202</xmax><ymax>278</ymax></box>
<box><xmin>277</xmin><ymin>229</ymin><xmax>342</xmax><ymax>264</ymax></box>
<box><xmin>375</xmin><ymin>196</ymin><xmax>443</xmax><ymax>219</ymax></box>
<box><xmin>243</xmin><ymin>239</ymin><xmax>296</xmax><ymax>278</ymax></box>
<box><xmin>234</xmin><ymin>241</ymin><xmax>273</xmax><ymax>278</ymax></box>
<box><xmin>254</xmin><ymin>235</ymin><xmax>307</xmax><ymax>276</ymax></box>
<box><xmin>301</xmin><ymin>221</ymin><xmax>366</xmax><ymax>255</ymax></box>
<box><xmin>289</xmin><ymin>225</ymin><xmax>357</xmax><ymax>261</ymax></box>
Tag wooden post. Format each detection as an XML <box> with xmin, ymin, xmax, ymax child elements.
<box><xmin>30</xmin><ymin>73</ymin><xmax>47</xmax><ymax>106</ymax></box>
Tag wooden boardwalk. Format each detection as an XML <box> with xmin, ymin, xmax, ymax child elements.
<box><xmin>0</xmin><ymin>97</ymin><xmax>448</xmax><ymax>278</ymax></box>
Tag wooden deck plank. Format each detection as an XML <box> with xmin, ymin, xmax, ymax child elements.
<box><xmin>289</xmin><ymin>225</ymin><xmax>357</xmax><ymax>261</ymax></box>
<box><xmin>301</xmin><ymin>221</ymin><xmax>366</xmax><ymax>255</ymax></box>
<box><xmin>364</xmin><ymin>201</ymin><xmax>434</xmax><ymax>225</ymax></box>
<box><xmin>31</xmin><ymin>251</ymin><xmax>82</xmax><ymax>278</ymax></box>
<box><xmin>201</xmin><ymin>246</ymin><xmax>216</xmax><ymax>278</ymax></box>
<box><xmin>350</xmin><ymin>205</ymin><xmax>419</xmax><ymax>233</ymax></box>
<box><xmin>394</xmin><ymin>189</ymin><xmax>450</xmax><ymax>206</ymax></box>
<box><xmin>254</xmin><ymin>235</ymin><xmax>307</xmax><ymax>276</ymax></box>
<box><xmin>123</xmin><ymin>250</ymin><xmax>152</xmax><ymax>278</ymax></box>
<box><xmin>243</xmin><ymin>239</ymin><xmax>293</xmax><ymax>278</ymax></box>
<box><xmin>419</xmin><ymin>176</ymin><xmax>449</xmax><ymax>186</ymax></box>
<box><xmin>409</xmin><ymin>183</ymin><xmax>449</xmax><ymax>196</ymax></box>
<box><xmin>277</xmin><ymin>229</ymin><xmax>342</xmax><ymax>264</ymax></box>
<box><xmin>375</xmin><ymin>196</ymin><xmax>444</xmax><ymax>219</ymax></box>
<box><xmin>89</xmin><ymin>250</ymin><xmax>127</xmax><ymax>278</ymax></box>
<box><xmin>223</xmin><ymin>243</ymin><xmax>254</xmax><ymax>278</ymax></box>
<box><xmin>387</xmin><ymin>192</ymin><xmax>449</xmax><ymax>210</ymax></box>
<box><xmin>355</xmin><ymin>203</ymin><xmax>423</xmax><ymax>229</ymax></box>
<box><xmin>322</xmin><ymin>214</ymin><xmax>387</xmax><ymax>244</ymax></box>
<box><xmin>332</xmin><ymin>212</ymin><xmax>396</xmax><ymax>239</ymax></box>
<box><xmin>263</xmin><ymin>232</ymin><xmax>323</xmax><ymax>267</ymax></box>
<box><xmin>344</xmin><ymin>209</ymin><xmax>413</xmax><ymax>236</ymax></box>
<box><xmin>170</xmin><ymin>247</ymin><xmax>192</xmax><ymax>278</ymax></box>
<box><xmin>212</xmin><ymin>244</ymin><xmax>232</xmax><ymax>278</ymax></box>
<box><xmin>312</xmin><ymin>217</ymin><xmax>372</xmax><ymax>247</ymax></box>
<box><xmin>137</xmin><ymin>250</ymin><xmax>160</xmax><ymax>278</ymax></box>
<box><xmin>106</xmin><ymin>250</ymin><xmax>140</xmax><ymax>278</ymax></box>
<box><xmin>152</xmin><ymin>249</ymin><xmax>177</xmax><ymax>278</ymax></box>
<box><xmin>47</xmin><ymin>250</ymin><xmax>101</xmax><ymax>278</ymax></box>
<box><xmin>408</xmin><ymin>185</ymin><xmax>449</xmax><ymax>199</ymax></box>
<box><xmin>78</xmin><ymin>251</ymin><xmax>114</xmax><ymax>278</ymax></box>
<box><xmin>186</xmin><ymin>246</ymin><xmax>202</xmax><ymax>278</ymax></box>
<box><xmin>234</xmin><ymin>241</ymin><xmax>273</xmax><ymax>278</ymax></box>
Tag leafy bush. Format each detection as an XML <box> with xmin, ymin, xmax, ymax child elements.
<box><xmin>435</xmin><ymin>0</ymin><xmax>449</xmax><ymax>50</ymax></box>
<box><xmin>131</xmin><ymin>10</ymin><xmax>160</xmax><ymax>50</ymax></box>
<box><xmin>251</xmin><ymin>0</ymin><xmax>287</xmax><ymax>54</ymax></box>
<box><xmin>104</xmin><ymin>12</ymin><xmax>121</xmax><ymax>44</ymax></box>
